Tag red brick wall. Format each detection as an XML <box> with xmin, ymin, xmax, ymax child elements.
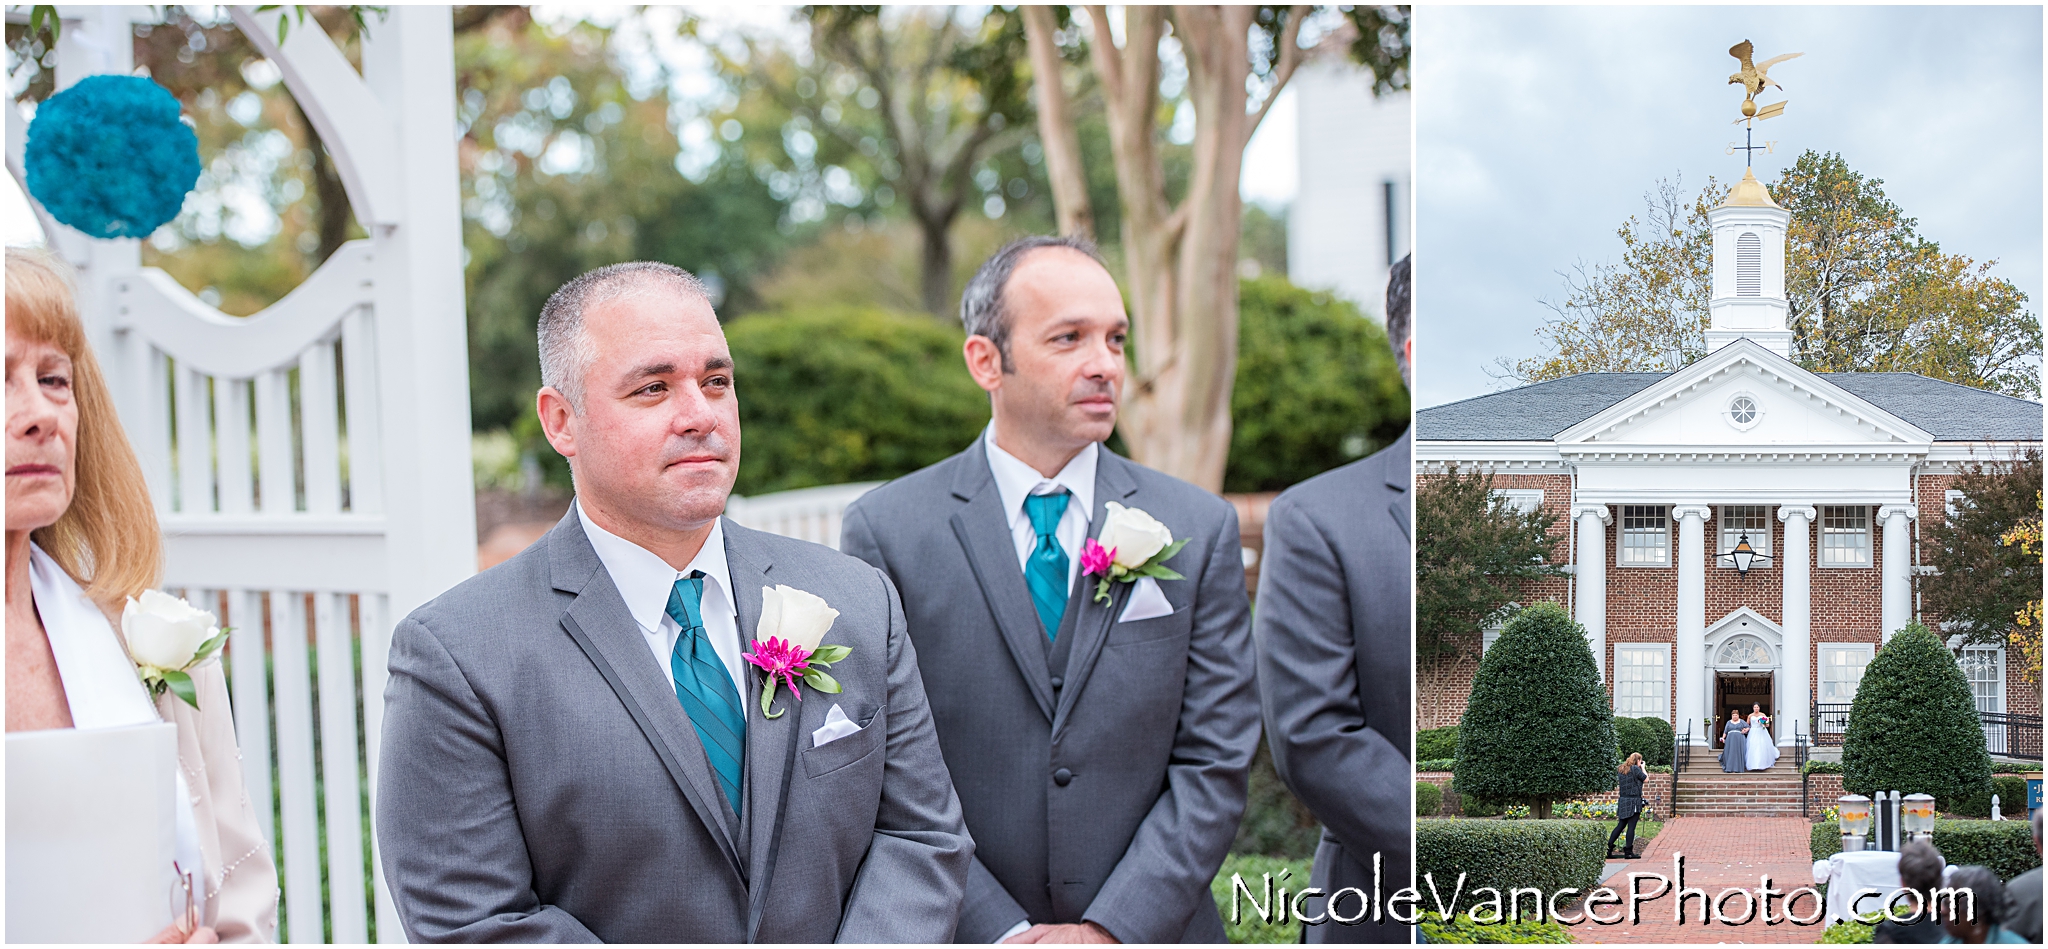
<box><xmin>1806</xmin><ymin>773</ymin><xmax>1845</xmax><ymax>819</ymax></box>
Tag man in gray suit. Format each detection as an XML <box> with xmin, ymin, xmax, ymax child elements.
<box><xmin>840</xmin><ymin>237</ymin><xmax>1260</xmax><ymax>944</ymax></box>
<box><xmin>1254</xmin><ymin>255</ymin><xmax>1413</xmax><ymax>943</ymax></box>
<box><xmin>377</xmin><ymin>262</ymin><xmax>972</xmax><ymax>942</ymax></box>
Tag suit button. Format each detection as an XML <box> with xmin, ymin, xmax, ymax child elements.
<box><xmin>1053</xmin><ymin>768</ymin><xmax>1073</xmax><ymax>786</ymax></box>
<box><xmin>1050</xmin><ymin>676</ymin><xmax>1064</xmax><ymax>690</ymax></box>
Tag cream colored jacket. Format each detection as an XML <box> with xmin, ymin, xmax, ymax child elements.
<box><xmin>151</xmin><ymin>662</ymin><xmax>279</xmax><ymax>943</ymax></box>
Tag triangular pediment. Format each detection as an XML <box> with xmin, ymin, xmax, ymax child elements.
<box><xmin>1555</xmin><ymin>339</ymin><xmax>1933</xmax><ymax>451</ymax></box>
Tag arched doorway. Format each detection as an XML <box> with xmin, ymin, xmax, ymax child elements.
<box><xmin>1705</xmin><ymin>609</ymin><xmax>1783</xmax><ymax>730</ymax></box>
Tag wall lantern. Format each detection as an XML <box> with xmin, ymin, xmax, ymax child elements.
<box><xmin>1719</xmin><ymin>532</ymin><xmax>1773</xmax><ymax>576</ymax></box>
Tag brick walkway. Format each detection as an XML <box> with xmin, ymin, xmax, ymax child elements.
<box><xmin>1568</xmin><ymin>816</ymin><xmax>1827</xmax><ymax>944</ymax></box>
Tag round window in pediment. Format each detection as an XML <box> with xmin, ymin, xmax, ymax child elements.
<box><xmin>1725</xmin><ymin>392</ymin><xmax>1763</xmax><ymax>431</ymax></box>
<box><xmin>1716</xmin><ymin>633</ymin><xmax>1773</xmax><ymax>667</ymax></box>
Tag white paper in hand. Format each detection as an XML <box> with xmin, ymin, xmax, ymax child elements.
<box><xmin>7</xmin><ymin>721</ymin><xmax>179</xmax><ymax>944</ymax></box>
<box><xmin>812</xmin><ymin>703</ymin><xmax>862</xmax><ymax>748</ymax></box>
<box><xmin>1117</xmin><ymin>577</ymin><xmax>1174</xmax><ymax>623</ymax></box>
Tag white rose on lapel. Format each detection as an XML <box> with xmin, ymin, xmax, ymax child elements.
<box><xmin>1098</xmin><ymin>502</ymin><xmax>1173</xmax><ymax>569</ymax></box>
<box><xmin>123</xmin><ymin>590</ymin><xmax>230</xmax><ymax>709</ymax></box>
<box><xmin>757</xmin><ymin>584</ymin><xmax>839</xmax><ymax>652</ymax></box>
<box><xmin>746</xmin><ymin>585</ymin><xmax>851</xmax><ymax>719</ymax></box>
<box><xmin>1082</xmin><ymin>503</ymin><xmax>1189</xmax><ymax>604</ymax></box>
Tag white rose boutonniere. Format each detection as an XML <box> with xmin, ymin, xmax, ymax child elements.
<box><xmin>1081</xmin><ymin>502</ymin><xmax>1190</xmax><ymax>604</ymax></box>
<box><xmin>744</xmin><ymin>584</ymin><xmax>852</xmax><ymax>719</ymax></box>
<box><xmin>123</xmin><ymin>589</ymin><xmax>230</xmax><ymax>709</ymax></box>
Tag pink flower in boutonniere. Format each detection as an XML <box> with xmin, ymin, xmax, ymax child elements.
<box><xmin>1083</xmin><ymin>503</ymin><xmax>1190</xmax><ymax>604</ymax></box>
<box><xmin>746</xmin><ymin>636</ymin><xmax>810</xmax><ymax>694</ymax></box>
<box><xmin>1081</xmin><ymin>537</ymin><xmax>1115</xmax><ymax>578</ymax></box>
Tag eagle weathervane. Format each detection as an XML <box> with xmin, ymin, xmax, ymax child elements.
<box><xmin>1726</xmin><ymin>39</ymin><xmax>1802</xmax><ymax>167</ymax></box>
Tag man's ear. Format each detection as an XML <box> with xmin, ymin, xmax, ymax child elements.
<box><xmin>536</xmin><ymin>386</ymin><xmax>579</xmax><ymax>460</ymax></box>
<box><xmin>963</xmin><ymin>334</ymin><xmax>1005</xmax><ymax>395</ymax></box>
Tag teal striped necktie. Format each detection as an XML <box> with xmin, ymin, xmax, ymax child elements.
<box><xmin>1024</xmin><ymin>490</ymin><xmax>1072</xmax><ymax>640</ymax></box>
<box><xmin>666</xmin><ymin>572</ymin><xmax>746</xmax><ymax>816</ymax></box>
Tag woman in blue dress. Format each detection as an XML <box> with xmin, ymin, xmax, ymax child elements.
<box><xmin>1718</xmin><ymin>709</ymin><xmax>1749</xmax><ymax>773</ymax></box>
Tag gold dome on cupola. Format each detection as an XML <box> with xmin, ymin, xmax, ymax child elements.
<box><xmin>1720</xmin><ymin>168</ymin><xmax>1780</xmax><ymax>209</ymax></box>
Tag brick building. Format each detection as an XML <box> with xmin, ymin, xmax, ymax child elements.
<box><xmin>1416</xmin><ymin>170</ymin><xmax>2043</xmax><ymax>753</ymax></box>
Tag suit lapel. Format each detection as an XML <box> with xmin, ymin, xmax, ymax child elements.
<box><xmin>949</xmin><ymin>446</ymin><xmax>1058</xmax><ymax>721</ymax></box>
<box><xmin>549</xmin><ymin>513</ymin><xmax>743</xmax><ymax>877</ymax></box>
<box><xmin>1051</xmin><ymin>452</ymin><xmax>1140</xmax><ymax>736</ymax></box>
<box><xmin>1386</xmin><ymin>428</ymin><xmax>1412</xmax><ymax>540</ymax></box>
<box><xmin>726</xmin><ymin>523</ymin><xmax>805</xmax><ymax>940</ymax></box>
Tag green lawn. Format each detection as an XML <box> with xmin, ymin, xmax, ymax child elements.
<box><xmin>1214</xmin><ymin>853</ymin><xmax>1316</xmax><ymax>943</ymax></box>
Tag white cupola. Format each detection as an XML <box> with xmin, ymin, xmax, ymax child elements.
<box><xmin>1705</xmin><ymin>168</ymin><xmax>1793</xmax><ymax>357</ymax></box>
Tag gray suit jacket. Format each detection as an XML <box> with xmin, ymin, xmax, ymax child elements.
<box><xmin>840</xmin><ymin>439</ymin><xmax>1259</xmax><ymax>943</ymax></box>
<box><xmin>377</xmin><ymin>510</ymin><xmax>971</xmax><ymax>943</ymax></box>
<box><xmin>1253</xmin><ymin>429</ymin><xmax>1412</xmax><ymax>944</ymax></box>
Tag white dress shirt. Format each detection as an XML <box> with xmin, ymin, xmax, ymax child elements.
<box><xmin>984</xmin><ymin>426</ymin><xmax>1097</xmax><ymax>595</ymax></box>
<box><xmin>577</xmin><ymin>502</ymin><xmax>747</xmax><ymax>696</ymax></box>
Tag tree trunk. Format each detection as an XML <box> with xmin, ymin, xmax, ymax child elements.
<box><xmin>1533</xmin><ymin>799</ymin><xmax>1553</xmax><ymax>820</ymax></box>
<box><xmin>918</xmin><ymin>212</ymin><xmax>954</xmax><ymax>319</ymax></box>
<box><xmin>1031</xmin><ymin>6</ymin><xmax>1303</xmax><ymax>492</ymax></box>
<box><xmin>1022</xmin><ymin>6</ymin><xmax>1094</xmax><ymax>241</ymax></box>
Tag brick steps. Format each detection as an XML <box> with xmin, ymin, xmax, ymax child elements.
<box><xmin>1672</xmin><ymin>751</ymin><xmax>1804</xmax><ymax>816</ymax></box>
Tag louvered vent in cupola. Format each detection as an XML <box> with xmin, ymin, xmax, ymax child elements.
<box><xmin>1736</xmin><ymin>233</ymin><xmax>1761</xmax><ymax>296</ymax></box>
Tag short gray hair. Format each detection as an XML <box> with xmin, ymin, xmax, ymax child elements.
<box><xmin>537</xmin><ymin>261</ymin><xmax>711</xmax><ymax>411</ymax></box>
<box><xmin>959</xmin><ymin>235</ymin><xmax>1104</xmax><ymax>372</ymax></box>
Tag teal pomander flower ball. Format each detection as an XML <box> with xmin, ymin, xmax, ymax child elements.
<box><xmin>24</xmin><ymin>75</ymin><xmax>202</xmax><ymax>239</ymax></box>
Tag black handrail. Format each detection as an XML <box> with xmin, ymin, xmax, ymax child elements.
<box><xmin>1796</xmin><ymin>721</ymin><xmax>1810</xmax><ymax>818</ymax></box>
<box><xmin>1813</xmin><ymin>704</ymin><xmax>2040</xmax><ymax>761</ymax></box>
<box><xmin>1670</xmin><ymin>722</ymin><xmax>1691</xmax><ymax>817</ymax></box>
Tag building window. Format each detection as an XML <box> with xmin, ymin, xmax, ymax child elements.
<box><xmin>1946</xmin><ymin>489</ymin><xmax>1969</xmax><ymax>520</ymax></box>
<box><xmin>1960</xmin><ymin>647</ymin><xmax>2004</xmax><ymax>715</ymax></box>
<box><xmin>1819</xmin><ymin>644</ymin><xmax>1873</xmax><ymax>706</ymax></box>
<box><xmin>1614</xmin><ymin>644</ymin><xmax>1670</xmax><ymax>721</ymax></box>
<box><xmin>1716</xmin><ymin>634</ymin><xmax>1774</xmax><ymax>667</ymax></box>
<box><xmin>1820</xmin><ymin>505</ymin><xmax>1871</xmax><ymax>567</ymax></box>
<box><xmin>1718</xmin><ymin>505</ymin><xmax>1772</xmax><ymax>560</ymax></box>
<box><xmin>1737</xmin><ymin>233</ymin><xmax>1762</xmax><ymax>296</ymax></box>
<box><xmin>1620</xmin><ymin>505</ymin><xmax>1670</xmax><ymax>566</ymax></box>
<box><xmin>1491</xmin><ymin>488</ymin><xmax>1545</xmax><ymax>515</ymax></box>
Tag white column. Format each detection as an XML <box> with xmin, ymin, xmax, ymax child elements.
<box><xmin>1575</xmin><ymin>504</ymin><xmax>1613</xmax><ymax>688</ymax></box>
<box><xmin>1673</xmin><ymin>505</ymin><xmax>1712</xmax><ymax>745</ymax></box>
<box><xmin>1880</xmin><ymin>505</ymin><xmax>1916</xmax><ymax>642</ymax></box>
<box><xmin>1779</xmin><ymin>505</ymin><xmax>1814</xmax><ymax>747</ymax></box>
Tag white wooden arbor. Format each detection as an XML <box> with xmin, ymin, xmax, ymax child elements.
<box><xmin>6</xmin><ymin>6</ymin><xmax>473</xmax><ymax>942</ymax></box>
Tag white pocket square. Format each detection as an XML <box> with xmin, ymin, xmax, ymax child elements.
<box><xmin>1117</xmin><ymin>577</ymin><xmax>1174</xmax><ymax>623</ymax></box>
<box><xmin>811</xmin><ymin>703</ymin><xmax>861</xmax><ymax>748</ymax></box>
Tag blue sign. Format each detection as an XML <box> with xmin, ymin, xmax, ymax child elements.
<box><xmin>2027</xmin><ymin>777</ymin><xmax>2042</xmax><ymax>811</ymax></box>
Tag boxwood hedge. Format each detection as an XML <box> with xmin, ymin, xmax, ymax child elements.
<box><xmin>1417</xmin><ymin>726</ymin><xmax>1460</xmax><ymax>763</ymax></box>
<box><xmin>1417</xmin><ymin>781</ymin><xmax>1444</xmax><ymax>818</ymax></box>
<box><xmin>1812</xmin><ymin>819</ymin><xmax>2041</xmax><ymax>881</ymax></box>
<box><xmin>1416</xmin><ymin>819</ymin><xmax>1607</xmax><ymax>916</ymax></box>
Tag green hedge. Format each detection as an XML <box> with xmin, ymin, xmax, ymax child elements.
<box><xmin>1820</xmin><ymin>920</ymin><xmax>1876</xmax><ymax>943</ymax></box>
<box><xmin>1993</xmin><ymin>761</ymin><xmax>2045</xmax><ymax>774</ymax></box>
<box><xmin>1213</xmin><ymin>853</ymin><xmax>1312</xmax><ymax>944</ymax></box>
<box><xmin>1225</xmin><ymin>276</ymin><xmax>1410</xmax><ymax>493</ymax></box>
<box><xmin>1418</xmin><ymin>910</ymin><xmax>1572</xmax><ymax>944</ymax></box>
<box><xmin>725</xmin><ymin>307</ymin><xmax>990</xmax><ymax>496</ymax></box>
<box><xmin>1454</xmin><ymin>603</ymin><xmax>1618</xmax><ymax>816</ymax></box>
<box><xmin>1951</xmin><ymin>776</ymin><xmax>2030</xmax><ymax>819</ymax></box>
<box><xmin>1812</xmin><ymin>819</ymin><xmax>2041</xmax><ymax>881</ymax></box>
<box><xmin>1805</xmin><ymin>761</ymin><xmax>1845</xmax><ymax>775</ymax></box>
<box><xmin>1417</xmin><ymin>758</ymin><xmax>1456</xmax><ymax>773</ymax></box>
<box><xmin>1615</xmin><ymin>715</ymin><xmax>1675</xmax><ymax>767</ymax></box>
<box><xmin>1417</xmin><ymin>781</ymin><xmax>1444</xmax><ymax>818</ymax></box>
<box><xmin>1417</xmin><ymin>726</ymin><xmax>1460</xmax><ymax>763</ymax></box>
<box><xmin>1841</xmin><ymin>625</ymin><xmax>1993</xmax><ymax>809</ymax></box>
<box><xmin>1461</xmin><ymin>794</ymin><xmax>1507</xmax><ymax>818</ymax></box>
<box><xmin>1416</xmin><ymin>819</ymin><xmax>1607</xmax><ymax>916</ymax></box>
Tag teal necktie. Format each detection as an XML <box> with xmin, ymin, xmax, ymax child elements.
<box><xmin>666</xmin><ymin>572</ymin><xmax>746</xmax><ymax>816</ymax></box>
<box><xmin>1024</xmin><ymin>490</ymin><xmax>1072</xmax><ymax>640</ymax></box>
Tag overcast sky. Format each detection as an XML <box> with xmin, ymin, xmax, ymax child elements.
<box><xmin>1415</xmin><ymin>5</ymin><xmax>2043</xmax><ymax>408</ymax></box>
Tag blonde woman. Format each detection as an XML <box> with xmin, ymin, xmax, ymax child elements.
<box><xmin>5</xmin><ymin>248</ymin><xmax>277</xmax><ymax>942</ymax></box>
<box><xmin>1606</xmin><ymin>752</ymin><xmax>1648</xmax><ymax>859</ymax></box>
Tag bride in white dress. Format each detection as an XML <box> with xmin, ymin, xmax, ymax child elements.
<box><xmin>1746</xmin><ymin>703</ymin><xmax>1780</xmax><ymax>770</ymax></box>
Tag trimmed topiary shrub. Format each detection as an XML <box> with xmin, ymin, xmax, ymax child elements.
<box><xmin>1614</xmin><ymin>715</ymin><xmax>1675</xmax><ymax>767</ymax></box>
<box><xmin>1951</xmin><ymin>775</ymin><xmax>2031</xmax><ymax>819</ymax></box>
<box><xmin>1417</xmin><ymin>726</ymin><xmax>1460</xmax><ymax>763</ymax></box>
<box><xmin>1454</xmin><ymin>602</ymin><xmax>1618</xmax><ymax>818</ymax></box>
<box><xmin>1415</xmin><ymin>819</ymin><xmax>1607</xmax><ymax>916</ymax></box>
<box><xmin>1811</xmin><ymin>819</ymin><xmax>2041</xmax><ymax>881</ymax></box>
<box><xmin>724</xmin><ymin>307</ymin><xmax>989</xmax><ymax>496</ymax></box>
<box><xmin>1417</xmin><ymin>781</ymin><xmax>1444</xmax><ymax>817</ymax></box>
<box><xmin>1841</xmin><ymin>624</ymin><xmax>1993</xmax><ymax>810</ymax></box>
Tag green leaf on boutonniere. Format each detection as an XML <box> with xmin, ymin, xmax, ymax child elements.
<box><xmin>760</xmin><ymin>678</ymin><xmax>786</xmax><ymax>719</ymax></box>
<box><xmin>192</xmin><ymin>629</ymin><xmax>231</xmax><ymax>665</ymax></box>
<box><xmin>809</xmin><ymin>644</ymin><xmax>851</xmax><ymax>665</ymax></box>
<box><xmin>1151</xmin><ymin>538</ymin><xmax>1191</xmax><ymax>566</ymax></box>
<box><xmin>1136</xmin><ymin>563</ymin><xmax>1186</xmax><ymax>582</ymax></box>
<box><xmin>162</xmin><ymin>669</ymin><xmax>199</xmax><ymax>710</ymax></box>
<box><xmin>1092</xmin><ymin>575</ymin><xmax>1114</xmax><ymax>604</ymax></box>
<box><xmin>802</xmin><ymin>668</ymin><xmax>843</xmax><ymax>694</ymax></box>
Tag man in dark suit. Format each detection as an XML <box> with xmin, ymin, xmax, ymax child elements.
<box><xmin>1253</xmin><ymin>255</ymin><xmax>1413</xmax><ymax>943</ymax></box>
<box><xmin>377</xmin><ymin>262</ymin><xmax>971</xmax><ymax>941</ymax></box>
<box><xmin>841</xmin><ymin>237</ymin><xmax>1260</xmax><ymax>943</ymax></box>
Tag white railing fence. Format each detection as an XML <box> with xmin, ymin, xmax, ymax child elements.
<box><xmin>725</xmin><ymin>482</ymin><xmax>883</xmax><ymax>550</ymax></box>
<box><xmin>12</xmin><ymin>6</ymin><xmax>473</xmax><ymax>943</ymax></box>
